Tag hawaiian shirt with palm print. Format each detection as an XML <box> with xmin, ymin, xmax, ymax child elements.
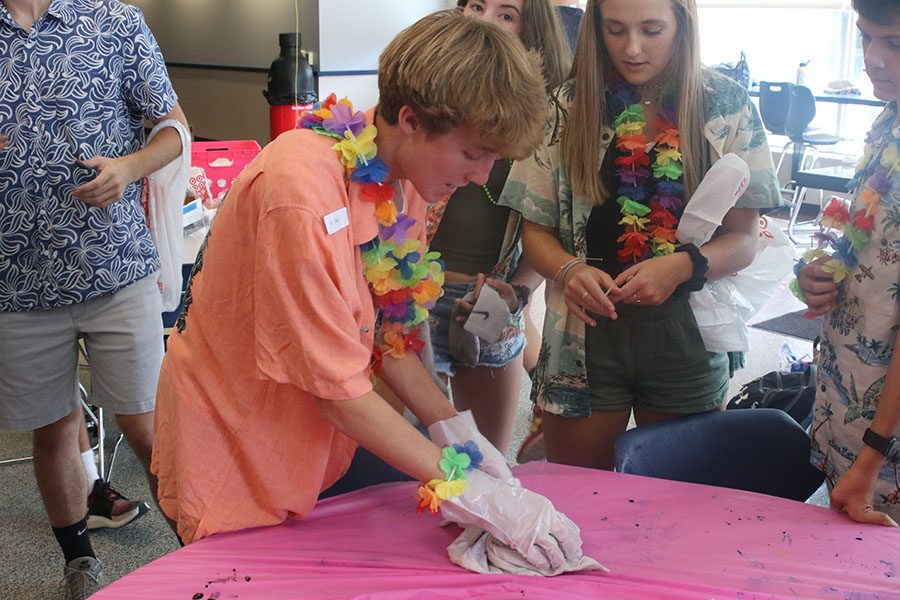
<box><xmin>498</xmin><ymin>69</ymin><xmax>781</xmax><ymax>417</ymax></box>
<box><xmin>0</xmin><ymin>0</ymin><xmax>176</xmax><ymax>312</ymax></box>
<box><xmin>811</xmin><ymin>102</ymin><xmax>900</xmax><ymax>514</ymax></box>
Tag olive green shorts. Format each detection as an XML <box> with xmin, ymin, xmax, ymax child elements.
<box><xmin>584</xmin><ymin>294</ymin><xmax>729</xmax><ymax>414</ymax></box>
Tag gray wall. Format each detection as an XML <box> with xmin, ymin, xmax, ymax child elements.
<box><xmin>128</xmin><ymin>0</ymin><xmax>444</xmax><ymax>72</ymax></box>
<box><xmin>126</xmin><ymin>0</ymin><xmax>449</xmax><ymax>141</ymax></box>
<box><xmin>127</xmin><ymin>0</ymin><xmax>317</xmax><ymax>70</ymax></box>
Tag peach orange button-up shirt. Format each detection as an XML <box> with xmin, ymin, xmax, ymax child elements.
<box><xmin>152</xmin><ymin>117</ymin><xmax>427</xmax><ymax>544</ymax></box>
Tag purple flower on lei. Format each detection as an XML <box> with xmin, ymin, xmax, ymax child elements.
<box><xmin>619</xmin><ymin>167</ymin><xmax>650</xmax><ymax>186</ymax></box>
<box><xmin>298</xmin><ymin>111</ymin><xmax>322</xmax><ymax>129</ymax></box>
<box><xmin>812</xmin><ymin>230</ymin><xmax>839</xmax><ymax>249</ymax></box>
<box><xmin>452</xmin><ymin>441</ymin><xmax>484</xmax><ymax>471</ymax></box>
<box><xmin>351</xmin><ymin>157</ymin><xmax>389</xmax><ymax>184</ymax></box>
<box><xmin>382</xmin><ymin>298</ymin><xmax>417</xmax><ymax>321</ymax></box>
<box><xmin>323</xmin><ymin>103</ymin><xmax>366</xmax><ymax>138</ymax></box>
<box><xmin>653</xmin><ymin>193</ymin><xmax>683</xmax><ymax>212</ymax></box>
<box><xmin>867</xmin><ymin>167</ymin><xmax>892</xmax><ymax>195</ymax></box>
<box><xmin>379</xmin><ymin>213</ymin><xmax>415</xmax><ymax>246</ymax></box>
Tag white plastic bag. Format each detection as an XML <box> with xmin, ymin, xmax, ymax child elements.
<box><xmin>677</xmin><ymin>155</ymin><xmax>794</xmax><ymax>353</ymax></box>
<box><xmin>729</xmin><ymin>215</ymin><xmax>794</xmax><ymax>316</ymax></box>
<box><xmin>145</xmin><ymin>120</ymin><xmax>191</xmax><ymax>312</ymax></box>
<box><xmin>687</xmin><ymin>216</ymin><xmax>793</xmax><ymax>353</ymax></box>
<box><xmin>677</xmin><ymin>154</ymin><xmax>751</xmax><ymax>353</ymax></box>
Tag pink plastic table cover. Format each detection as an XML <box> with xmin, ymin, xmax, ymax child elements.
<box><xmin>92</xmin><ymin>462</ymin><xmax>900</xmax><ymax>599</ymax></box>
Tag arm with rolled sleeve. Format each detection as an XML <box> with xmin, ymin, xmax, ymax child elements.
<box><xmin>74</xmin><ymin>8</ymin><xmax>188</xmax><ymax>207</ymax></box>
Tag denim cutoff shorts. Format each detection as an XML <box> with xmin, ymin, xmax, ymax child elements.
<box><xmin>429</xmin><ymin>281</ymin><xmax>525</xmax><ymax>376</ymax></box>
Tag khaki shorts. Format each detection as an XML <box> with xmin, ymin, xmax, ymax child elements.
<box><xmin>0</xmin><ymin>274</ymin><xmax>163</xmax><ymax>431</ymax></box>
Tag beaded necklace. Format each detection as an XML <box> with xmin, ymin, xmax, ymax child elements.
<box><xmin>299</xmin><ymin>94</ymin><xmax>445</xmax><ymax>367</ymax></box>
<box><xmin>609</xmin><ymin>83</ymin><xmax>684</xmax><ymax>265</ymax></box>
<box><xmin>481</xmin><ymin>158</ymin><xmax>514</xmax><ymax>205</ymax></box>
<box><xmin>790</xmin><ymin>115</ymin><xmax>898</xmax><ymax>297</ymax></box>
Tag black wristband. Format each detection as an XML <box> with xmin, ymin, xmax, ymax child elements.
<box><xmin>511</xmin><ymin>284</ymin><xmax>532</xmax><ymax>314</ymax></box>
<box><xmin>863</xmin><ymin>427</ymin><xmax>900</xmax><ymax>462</ymax></box>
<box><xmin>673</xmin><ymin>243</ymin><xmax>709</xmax><ymax>295</ymax></box>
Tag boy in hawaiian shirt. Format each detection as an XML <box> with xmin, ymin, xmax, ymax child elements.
<box><xmin>798</xmin><ymin>0</ymin><xmax>900</xmax><ymax>527</ymax></box>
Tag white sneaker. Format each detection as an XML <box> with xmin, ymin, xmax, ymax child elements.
<box><xmin>61</xmin><ymin>556</ymin><xmax>103</xmax><ymax>600</ymax></box>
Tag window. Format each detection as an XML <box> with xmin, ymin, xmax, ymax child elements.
<box><xmin>697</xmin><ymin>2</ymin><xmax>881</xmax><ymax>145</ymax></box>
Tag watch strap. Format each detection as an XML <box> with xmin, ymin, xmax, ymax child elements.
<box><xmin>863</xmin><ymin>427</ymin><xmax>900</xmax><ymax>462</ymax></box>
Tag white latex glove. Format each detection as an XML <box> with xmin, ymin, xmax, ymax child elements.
<box><xmin>439</xmin><ymin>469</ymin><xmax>583</xmax><ymax>571</ymax></box>
<box><xmin>428</xmin><ymin>411</ymin><xmax>517</xmax><ymax>484</ymax></box>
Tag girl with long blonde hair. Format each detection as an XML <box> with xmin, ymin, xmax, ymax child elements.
<box><xmin>499</xmin><ymin>0</ymin><xmax>780</xmax><ymax>469</ymax></box>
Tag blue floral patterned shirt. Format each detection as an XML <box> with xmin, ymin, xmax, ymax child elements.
<box><xmin>0</xmin><ymin>0</ymin><xmax>177</xmax><ymax>312</ymax></box>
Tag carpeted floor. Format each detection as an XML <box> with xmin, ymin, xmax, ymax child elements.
<box><xmin>752</xmin><ymin>309</ymin><xmax>823</xmax><ymax>342</ymax></box>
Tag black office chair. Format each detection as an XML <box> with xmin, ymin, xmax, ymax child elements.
<box><xmin>759</xmin><ymin>82</ymin><xmax>841</xmax><ymax>242</ymax></box>
<box><xmin>783</xmin><ymin>85</ymin><xmax>842</xmax><ymax>241</ymax></box>
<box><xmin>614</xmin><ymin>409</ymin><xmax>825</xmax><ymax>502</ymax></box>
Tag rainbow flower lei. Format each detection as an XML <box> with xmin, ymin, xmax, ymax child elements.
<box><xmin>299</xmin><ymin>94</ymin><xmax>445</xmax><ymax>367</ymax></box>
<box><xmin>415</xmin><ymin>442</ymin><xmax>483</xmax><ymax>515</ymax></box>
<box><xmin>790</xmin><ymin>129</ymin><xmax>898</xmax><ymax>299</ymax></box>
<box><xmin>609</xmin><ymin>84</ymin><xmax>684</xmax><ymax>265</ymax></box>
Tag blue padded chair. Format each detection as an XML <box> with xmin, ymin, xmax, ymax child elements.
<box><xmin>614</xmin><ymin>409</ymin><xmax>825</xmax><ymax>501</ymax></box>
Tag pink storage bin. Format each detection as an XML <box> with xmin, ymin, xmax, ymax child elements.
<box><xmin>191</xmin><ymin>140</ymin><xmax>262</xmax><ymax>207</ymax></box>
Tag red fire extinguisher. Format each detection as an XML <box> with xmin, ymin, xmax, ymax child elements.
<box><xmin>263</xmin><ymin>33</ymin><xmax>316</xmax><ymax>141</ymax></box>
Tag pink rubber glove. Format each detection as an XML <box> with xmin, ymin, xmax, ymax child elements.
<box><xmin>439</xmin><ymin>469</ymin><xmax>583</xmax><ymax>571</ymax></box>
<box><xmin>428</xmin><ymin>411</ymin><xmax>517</xmax><ymax>483</ymax></box>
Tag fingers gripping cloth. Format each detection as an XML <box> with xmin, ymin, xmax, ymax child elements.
<box><xmin>448</xmin><ymin>525</ymin><xmax>608</xmax><ymax>577</ymax></box>
<box><xmin>420</xmin><ymin>416</ymin><xmax>600</xmax><ymax>574</ymax></box>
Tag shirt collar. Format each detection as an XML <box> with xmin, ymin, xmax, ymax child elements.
<box><xmin>46</xmin><ymin>0</ymin><xmax>76</xmax><ymax>26</ymax></box>
<box><xmin>346</xmin><ymin>108</ymin><xmax>381</xmax><ymax>246</ymax></box>
<box><xmin>0</xmin><ymin>2</ymin><xmax>17</xmax><ymax>28</ymax></box>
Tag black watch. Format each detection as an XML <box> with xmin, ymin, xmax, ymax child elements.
<box><xmin>862</xmin><ymin>428</ymin><xmax>900</xmax><ymax>462</ymax></box>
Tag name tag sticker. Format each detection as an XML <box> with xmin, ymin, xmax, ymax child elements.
<box><xmin>324</xmin><ymin>207</ymin><xmax>349</xmax><ymax>235</ymax></box>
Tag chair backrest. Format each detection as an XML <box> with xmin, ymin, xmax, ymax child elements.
<box><xmin>758</xmin><ymin>81</ymin><xmax>792</xmax><ymax>136</ymax></box>
<box><xmin>614</xmin><ymin>409</ymin><xmax>825</xmax><ymax>501</ymax></box>
<box><xmin>785</xmin><ymin>84</ymin><xmax>817</xmax><ymax>141</ymax></box>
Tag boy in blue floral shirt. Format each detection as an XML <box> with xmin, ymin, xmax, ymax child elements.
<box><xmin>0</xmin><ymin>0</ymin><xmax>188</xmax><ymax>597</ymax></box>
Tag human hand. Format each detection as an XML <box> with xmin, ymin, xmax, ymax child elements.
<box><xmin>454</xmin><ymin>274</ymin><xmax>518</xmax><ymax>318</ymax></box>
<box><xmin>73</xmin><ymin>156</ymin><xmax>139</xmax><ymax>208</ymax></box>
<box><xmin>428</xmin><ymin>411</ymin><xmax>516</xmax><ymax>483</ymax></box>
<box><xmin>440</xmin><ymin>469</ymin><xmax>583</xmax><ymax>570</ymax></box>
<box><xmin>830</xmin><ymin>456</ymin><xmax>899</xmax><ymax>527</ymax></box>
<box><xmin>798</xmin><ymin>259</ymin><xmax>839</xmax><ymax>317</ymax></box>
<box><xmin>564</xmin><ymin>263</ymin><xmax>618</xmax><ymax>326</ymax></box>
<box><xmin>0</xmin><ymin>134</ymin><xmax>8</xmax><ymax>152</ymax></box>
<box><xmin>611</xmin><ymin>252</ymin><xmax>692</xmax><ymax>306</ymax></box>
